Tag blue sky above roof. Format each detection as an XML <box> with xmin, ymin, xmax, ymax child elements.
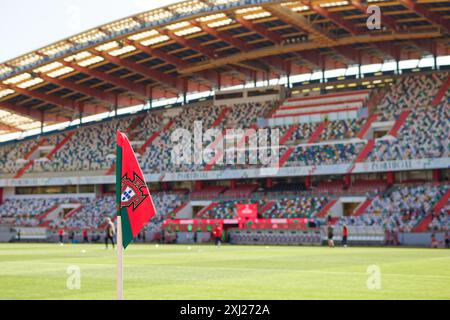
<box><xmin>0</xmin><ymin>0</ymin><xmax>179</xmax><ymax>63</ymax></box>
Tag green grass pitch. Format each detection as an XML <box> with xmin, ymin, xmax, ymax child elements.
<box><xmin>0</xmin><ymin>243</ymin><xmax>449</xmax><ymax>300</ymax></box>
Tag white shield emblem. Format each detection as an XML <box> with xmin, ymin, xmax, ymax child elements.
<box><xmin>121</xmin><ymin>186</ymin><xmax>136</xmax><ymax>203</ymax></box>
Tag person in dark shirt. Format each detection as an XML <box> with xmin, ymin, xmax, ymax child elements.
<box><xmin>105</xmin><ymin>218</ymin><xmax>115</xmax><ymax>249</ymax></box>
<box><xmin>445</xmin><ymin>232</ymin><xmax>449</xmax><ymax>249</ymax></box>
<box><xmin>69</xmin><ymin>232</ymin><xmax>75</xmax><ymax>244</ymax></box>
<box><xmin>327</xmin><ymin>224</ymin><xmax>334</xmax><ymax>248</ymax></box>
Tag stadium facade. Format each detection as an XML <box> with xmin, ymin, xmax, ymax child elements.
<box><xmin>0</xmin><ymin>0</ymin><xmax>449</xmax><ymax>246</ymax></box>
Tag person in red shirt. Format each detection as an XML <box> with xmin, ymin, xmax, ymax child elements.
<box><xmin>58</xmin><ymin>228</ymin><xmax>65</xmax><ymax>244</ymax></box>
<box><xmin>342</xmin><ymin>224</ymin><xmax>348</xmax><ymax>247</ymax></box>
<box><xmin>82</xmin><ymin>229</ymin><xmax>89</xmax><ymax>243</ymax></box>
<box><xmin>212</xmin><ymin>224</ymin><xmax>223</xmax><ymax>247</ymax></box>
<box><xmin>431</xmin><ymin>233</ymin><xmax>439</xmax><ymax>249</ymax></box>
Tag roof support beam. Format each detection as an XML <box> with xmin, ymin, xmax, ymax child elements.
<box><xmin>124</xmin><ymin>39</ymin><xmax>190</xmax><ymax>68</ymax></box>
<box><xmin>0</xmin><ymin>122</ymin><xmax>22</xmax><ymax>133</ymax></box>
<box><xmin>263</xmin><ymin>56</ymin><xmax>290</xmax><ymax>75</ymax></box>
<box><xmin>0</xmin><ymin>100</ymin><xmax>67</xmax><ymax>122</ymax></box>
<box><xmin>96</xmin><ymin>49</ymin><xmax>212</xmax><ymax>94</ymax></box>
<box><xmin>230</xmin><ymin>64</ymin><xmax>259</xmax><ymax>78</ymax></box>
<box><xmin>304</xmin><ymin>2</ymin><xmax>360</xmax><ymax>35</ymax></box>
<box><xmin>332</xmin><ymin>45</ymin><xmax>360</xmax><ymax>65</ymax></box>
<box><xmin>296</xmin><ymin>50</ymin><xmax>324</xmax><ymax>70</ymax></box>
<box><xmin>178</xmin><ymin>31</ymin><xmax>441</xmax><ymax>74</ymax></box>
<box><xmin>190</xmin><ymin>20</ymin><xmax>250</xmax><ymax>52</ymax></box>
<box><xmin>37</xmin><ymin>74</ymin><xmax>115</xmax><ymax>110</ymax></box>
<box><xmin>161</xmin><ymin>29</ymin><xmax>218</xmax><ymax>59</ymax></box>
<box><xmin>125</xmin><ymin>39</ymin><xmax>218</xmax><ymax>87</ymax></box>
<box><xmin>234</xmin><ymin>16</ymin><xmax>284</xmax><ymax>45</ymax></box>
<box><xmin>61</xmin><ymin>60</ymin><xmax>151</xmax><ymax>100</ymax></box>
<box><xmin>372</xmin><ymin>42</ymin><xmax>400</xmax><ymax>60</ymax></box>
<box><xmin>399</xmin><ymin>0</ymin><xmax>450</xmax><ymax>31</ymax></box>
<box><xmin>160</xmin><ymin>28</ymin><xmax>247</xmax><ymax>83</ymax></box>
<box><xmin>187</xmin><ymin>21</ymin><xmax>254</xmax><ymax>80</ymax></box>
<box><xmin>94</xmin><ymin>50</ymin><xmax>183</xmax><ymax>94</ymax></box>
<box><xmin>414</xmin><ymin>39</ymin><xmax>437</xmax><ymax>56</ymax></box>
<box><xmin>0</xmin><ymin>83</ymin><xmax>101</xmax><ymax>116</ymax></box>
<box><xmin>218</xmin><ymin>16</ymin><xmax>287</xmax><ymax>74</ymax></box>
<box><xmin>265</xmin><ymin>4</ymin><xmax>336</xmax><ymax>46</ymax></box>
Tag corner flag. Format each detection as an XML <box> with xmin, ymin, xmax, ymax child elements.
<box><xmin>116</xmin><ymin>130</ymin><xmax>156</xmax><ymax>300</ymax></box>
<box><xmin>116</xmin><ymin>130</ymin><xmax>156</xmax><ymax>249</ymax></box>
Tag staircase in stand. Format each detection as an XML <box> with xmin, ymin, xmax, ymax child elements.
<box><xmin>127</xmin><ymin>114</ymin><xmax>148</xmax><ymax>140</ymax></box>
<box><xmin>388</xmin><ymin>110</ymin><xmax>411</xmax><ymax>137</ymax></box>
<box><xmin>14</xmin><ymin>132</ymin><xmax>75</xmax><ymax>179</ymax></box>
<box><xmin>315</xmin><ymin>200</ymin><xmax>337</xmax><ymax>218</ymax></box>
<box><xmin>24</xmin><ymin>138</ymin><xmax>48</xmax><ymax>160</ymax></box>
<box><xmin>38</xmin><ymin>204</ymin><xmax>63</xmax><ymax>227</ymax></box>
<box><xmin>352</xmin><ymin>198</ymin><xmax>374</xmax><ymax>216</ymax></box>
<box><xmin>347</xmin><ymin>140</ymin><xmax>375</xmax><ymax>174</ymax></box>
<box><xmin>47</xmin><ymin>131</ymin><xmax>76</xmax><ymax>160</ymax></box>
<box><xmin>64</xmin><ymin>205</ymin><xmax>84</xmax><ymax>221</ymax></box>
<box><xmin>259</xmin><ymin>201</ymin><xmax>275</xmax><ymax>216</ymax></box>
<box><xmin>412</xmin><ymin>189</ymin><xmax>450</xmax><ymax>232</ymax></box>
<box><xmin>278</xmin><ymin>147</ymin><xmax>294</xmax><ymax>168</ymax></box>
<box><xmin>265</xmin><ymin>101</ymin><xmax>281</xmax><ymax>119</ymax></box>
<box><xmin>38</xmin><ymin>205</ymin><xmax>59</xmax><ymax>222</ymax></box>
<box><xmin>204</xmin><ymin>123</ymin><xmax>258</xmax><ymax>172</ymax></box>
<box><xmin>357</xmin><ymin>114</ymin><xmax>378</xmax><ymax>139</ymax></box>
<box><xmin>307</xmin><ymin>121</ymin><xmax>328</xmax><ymax>143</ymax></box>
<box><xmin>432</xmin><ymin>74</ymin><xmax>450</xmax><ymax>106</ymax></box>
<box><xmin>106</xmin><ymin>115</ymin><xmax>150</xmax><ymax>175</ymax></box>
<box><xmin>280</xmin><ymin>124</ymin><xmax>299</xmax><ymax>145</ymax></box>
<box><xmin>211</xmin><ymin>108</ymin><xmax>229</xmax><ymax>128</ymax></box>
<box><xmin>14</xmin><ymin>160</ymin><xmax>35</xmax><ymax>179</ymax></box>
<box><xmin>138</xmin><ymin>120</ymin><xmax>175</xmax><ymax>156</ymax></box>
<box><xmin>170</xmin><ymin>203</ymin><xmax>188</xmax><ymax>219</ymax></box>
<box><xmin>196</xmin><ymin>202</ymin><xmax>218</xmax><ymax>218</ymax></box>
<box><xmin>355</xmin><ymin>140</ymin><xmax>375</xmax><ymax>163</ymax></box>
<box><xmin>14</xmin><ymin>137</ymin><xmax>48</xmax><ymax>179</ymax></box>
<box><xmin>367</xmin><ymin>88</ymin><xmax>387</xmax><ymax>114</ymax></box>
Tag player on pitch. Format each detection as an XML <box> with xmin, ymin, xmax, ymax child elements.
<box><xmin>105</xmin><ymin>217</ymin><xmax>116</xmax><ymax>249</ymax></box>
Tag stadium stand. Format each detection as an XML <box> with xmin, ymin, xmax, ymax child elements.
<box><xmin>262</xmin><ymin>196</ymin><xmax>329</xmax><ymax>219</ymax></box>
<box><xmin>1</xmin><ymin>193</ymin><xmax>184</xmax><ymax>234</ymax></box>
<box><xmin>368</xmin><ymin>103</ymin><xmax>449</xmax><ymax>161</ymax></box>
<box><xmin>287</xmin><ymin>142</ymin><xmax>365</xmax><ymax>166</ymax></box>
<box><xmin>337</xmin><ymin>184</ymin><xmax>449</xmax><ymax>232</ymax></box>
<box><xmin>0</xmin><ymin>198</ymin><xmax>75</xmax><ymax>227</ymax></box>
<box><xmin>376</xmin><ymin>73</ymin><xmax>448</xmax><ymax>121</ymax></box>
<box><xmin>1</xmin><ymin>71</ymin><xmax>447</xmax><ymax>176</ymax></box>
<box><xmin>0</xmin><ymin>54</ymin><xmax>449</xmax><ymax>244</ymax></box>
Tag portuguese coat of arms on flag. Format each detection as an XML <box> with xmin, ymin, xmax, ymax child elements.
<box><xmin>116</xmin><ymin>130</ymin><xmax>156</xmax><ymax>249</ymax></box>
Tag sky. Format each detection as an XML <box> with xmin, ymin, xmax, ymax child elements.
<box><xmin>0</xmin><ymin>0</ymin><xmax>180</xmax><ymax>63</ymax></box>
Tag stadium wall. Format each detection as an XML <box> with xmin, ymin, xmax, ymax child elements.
<box><xmin>1</xmin><ymin>157</ymin><xmax>447</xmax><ymax>187</ymax></box>
<box><xmin>399</xmin><ymin>232</ymin><xmax>448</xmax><ymax>247</ymax></box>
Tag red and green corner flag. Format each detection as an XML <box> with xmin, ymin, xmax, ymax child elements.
<box><xmin>116</xmin><ymin>130</ymin><xmax>156</xmax><ymax>249</ymax></box>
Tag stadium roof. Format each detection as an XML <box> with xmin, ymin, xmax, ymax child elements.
<box><xmin>0</xmin><ymin>0</ymin><xmax>449</xmax><ymax>135</ymax></box>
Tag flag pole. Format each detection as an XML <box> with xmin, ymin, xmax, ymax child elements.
<box><xmin>117</xmin><ymin>214</ymin><xmax>123</xmax><ymax>300</ymax></box>
<box><xmin>116</xmin><ymin>130</ymin><xmax>123</xmax><ymax>300</ymax></box>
